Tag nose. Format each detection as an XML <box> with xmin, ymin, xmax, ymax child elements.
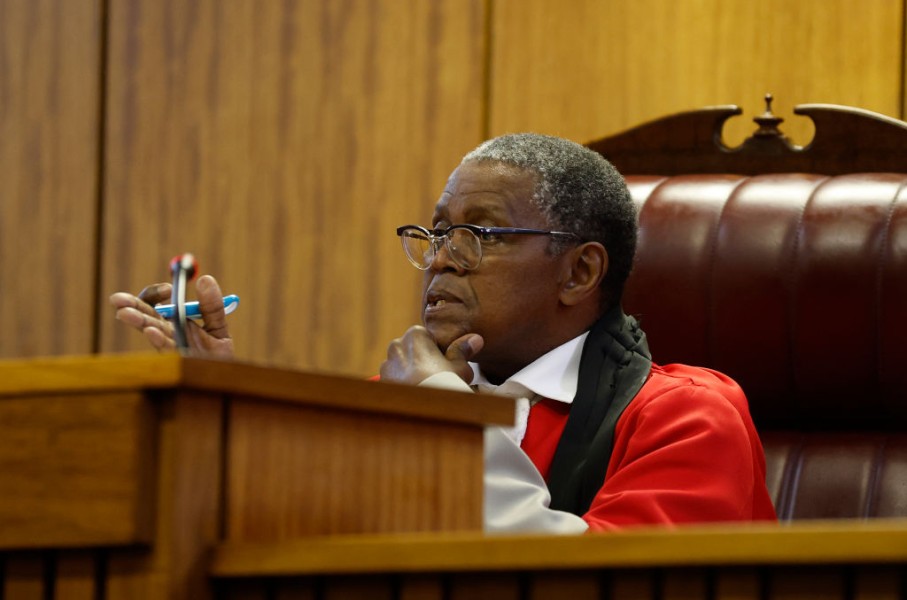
<box><xmin>428</xmin><ymin>235</ymin><xmax>466</xmax><ymax>274</ymax></box>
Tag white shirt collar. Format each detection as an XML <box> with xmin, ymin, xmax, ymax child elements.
<box><xmin>469</xmin><ymin>331</ymin><xmax>589</xmax><ymax>404</ymax></box>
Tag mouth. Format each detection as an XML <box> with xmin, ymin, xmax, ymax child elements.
<box><xmin>424</xmin><ymin>289</ymin><xmax>463</xmax><ymax>314</ymax></box>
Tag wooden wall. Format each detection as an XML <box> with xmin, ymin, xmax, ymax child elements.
<box><xmin>489</xmin><ymin>0</ymin><xmax>906</xmax><ymax>147</ymax></box>
<box><xmin>2</xmin><ymin>0</ymin><xmax>905</xmax><ymax>376</ymax></box>
<box><xmin>0</xmin><ymin>0</ymin><xmax>101</xmax><ymax>357</ymax></box>
<box><xmin>98</xmin><ymin>0</ymin><xmax>485</xmax><ymax>374</ymax></box>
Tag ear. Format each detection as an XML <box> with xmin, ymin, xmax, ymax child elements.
<box><xmin>559</xmin><ymin>242</ymin><xmax>608</xmax><ymax>307</ymax></box>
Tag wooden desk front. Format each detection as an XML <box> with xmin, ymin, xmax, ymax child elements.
<box><xmin>0</xmin><ymin>353</ymin><xmax>512</xmax><ymax>599</ymax></box>
<box><xmin>211</xmin><ymin>521</ymin><xmax>907</xmax><ymax>600</ymax></box>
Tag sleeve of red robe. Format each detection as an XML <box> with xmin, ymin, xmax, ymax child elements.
<box><xmin>580</xmin><ymin>366</ymin><xmax>776</xmax><ymax>530</ymax></box>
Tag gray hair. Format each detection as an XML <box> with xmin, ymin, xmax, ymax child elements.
<box><xmin>462</xmin><ymin>133</ymin><xmax>637</xmax><ymax>306</ymax></box>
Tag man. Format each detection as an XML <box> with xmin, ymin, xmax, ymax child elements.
<box><xmin>111</xmin><ymin>133</ymin><xmax>777</xmax><ymax>533</ymax></box>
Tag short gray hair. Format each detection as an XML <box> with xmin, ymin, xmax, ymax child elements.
<box><xmin>462</xmin><ymin>133</ymin><xmax>637</xmax><ymax>306</ymax></box>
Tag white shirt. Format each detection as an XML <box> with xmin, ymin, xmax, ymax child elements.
<box><xmin>419</xmin><ymin>333</ymin><xmax>590</xmax><ymax>534</ymax></box>
<box><xmin>470</xmin><ymin>332</ymin><xmax>587</xmax><ymax>444</ymax></box>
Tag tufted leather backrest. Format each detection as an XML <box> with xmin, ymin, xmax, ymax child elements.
<box><xmin>588</xmin><ymin>100</ymin><xmax>907</xmax><ymax>521</ymax></box>
<box><xmin>622</xmin><ymin>173</ymin><xmax>907</xmax><ymax>520</ymax></box>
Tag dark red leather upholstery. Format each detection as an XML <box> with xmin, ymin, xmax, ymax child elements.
<box><xmin>623</xmin><ymin>173</ymin><xmax>907</xmax><ymax>520</ymax></box>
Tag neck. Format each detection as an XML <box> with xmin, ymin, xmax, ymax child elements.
<box><xmin>476</xmin><ymin>325</ymin><xmax>593</xmax><ymax>385</ymax></box>
<box><xmin>475</xmin><ymin>301</ymin><xmax>611</xmax><ymax>384</ymax></box>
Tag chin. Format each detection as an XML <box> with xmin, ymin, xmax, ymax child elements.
<box><xmin>424</xmin><ymin>323</ymin><xmax>467</xmax><ymax>353</ymax></box>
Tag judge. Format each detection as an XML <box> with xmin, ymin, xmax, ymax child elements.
<box><xmin>111</xmin><ymin>133</ymin><xmax>777</xmax><ymax>532</ymax></box>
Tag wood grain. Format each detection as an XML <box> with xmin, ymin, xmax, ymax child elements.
<box><xmin>1</xmin><ymin>0</ymin><xmax>905</xmax><ymax>372</ymax></box>
<box><xmin>0</xmin><ymin>353</ymin><xmax>516</xmax><ymax>427</ymax></box>
<box><xmin>2</xmin><ymin>556</ymin><xmax>46</xmax><ymax>600</ymax></box>
<box><xmin>0</xmin><ymin>354</ymin><xmax>500</xmax><ymax>597</ymax></box>
<box><xmin>488</xmin><ymin>0</ymin><xmax>904</xmax><ymax>148</ymax></box>
<box><xmin>0</xmin><ymin>392</ymin><xmax>154</xmax><ymax>549</ymax></box>
<box><xmin>209</xmin><ymin>523</ymin><xmax>907</xmax><ymax>599</ymax></box>
<box><xmin>448</xmin><ymin>574</ymin><xmax>521</xmax><ymax>600</ymax></box>
<box><xmin>0</xmin><ymin>352</ymin><xmax>181</xmax><ymax>395</ymax></box>
<box><xmin>0</xmin><ymin>0</ymin><xmax>101</xmax><ymax>358</ymax></box>
<box><xmin>106</xmin><ymin>390</ymin><xmax>224</xmax><ymax>600</ymax></box>
<box><xmin>586</xmin><ymin>104</ymin><xmax>907</xmax><ymax>175</ymax></box>
<box><xmin>530</xmin><ymin>571</ymin><xmax>602</xmax><ymax>600</ymax></box>
<box><xmin>226</xmin><ymin>396</ymin><xmax>485</xmax><ymax>539</ymax></box>
<box><xmin>56</xmin><ymin>552</ymin><xmax>99</xmax><ymax>600</ymax></box>
<box><xmin>210</xmin><ymin>520</ymin><xmax>907</xmax><ymax>576</ymax></box>
<box><xmin>99</xmin><ymin>0</ymin><xmax>487</xmax><ymax>377</ymax></box>
<box><xmin>180</xmin><ymin>357</ymin><xmax>515</xmax><ymax>426</ymax></box>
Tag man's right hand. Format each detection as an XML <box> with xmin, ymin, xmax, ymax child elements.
<box><xmin>109</xmin><ymin>274</ymin><xmax>235</xmax><ymax>359</ymax></box>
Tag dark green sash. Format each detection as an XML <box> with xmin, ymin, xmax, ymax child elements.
<box><xmin>547</xmin><ymin>306</ymin><xmax>652</xmax><ymax>515</ymax></box>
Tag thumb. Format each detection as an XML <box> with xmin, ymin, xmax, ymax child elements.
<box><xmin>196</xmin><ymin>275</ymin><xmax>229</xmax><ymax>339</ymax></box>
<box><xmin>445</xmin><ymin>333</ymin><xmax>484</xmax><ymax>364</ymax></box>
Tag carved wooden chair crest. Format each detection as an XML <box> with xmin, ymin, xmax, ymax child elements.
<box><xmin>587</xmin><ymin>94</ymin><xmax>907</xmax><ymax>175</ymax></box>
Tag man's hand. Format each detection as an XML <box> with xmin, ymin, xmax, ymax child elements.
<box><xmin>380</xmin><ymin>325</ymin><xmax>484</xmax><ymax>385</ymax></box>
<box><xmin>109</xmin><ymin>274</ymin><xmax>235</xmax><ymax>359</ymax></box>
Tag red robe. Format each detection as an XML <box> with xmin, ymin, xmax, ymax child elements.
<box><xmin>521</xmin><ymin>363</ymin><xmax>778</xmax><ymax>530</ymax></box>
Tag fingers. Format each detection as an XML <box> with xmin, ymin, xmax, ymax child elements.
<box><xmin>444</xmin><ymin>333</ymin><xmax>484</xmax><ymax>382</ymax></box>
<box><xmin>195</xmin><ymin>275</ymin><xmax>230</xmax><ymax>339</ymax></box>
<box><xmin>110</xmin><ymin>275</ymin><xmax>235</xmax><ymax>359</ymax></box>
<box><xmin>109</xmin><ymin>290</ymin><xmax>160</xmax><ymax>316</ymax></box>
<box><xmin>144</xmin><ymin>323</ymin><xmax>176</xmax><ymax>351</ymax></box>
<box><xmin>380</xmin><ymin>326</ymin><xmax>440</xmax><ymax>383</ymax></box>
<box><xmin>109</xmin><ymin>290</ymin><xmax>175</xmax><ymax>340</ymax></box>
<box><xmin>187</xmin><ymin>317</ymin><xmax>236</xmax><ymax>359</ymax></box>
<box><xmin>110</xmin><ymin>282</ymin><xmax>172</xmax><ymax>335</ymax></box>
<box><xmin>137</xmin><ymin>282</ymin><xmax>172</xmax><ymax>307</ymax></box>
<box><xmin>445</xmin><ymin>333</ymin><xmax>484</xmax><ymax>364</ymax></box>
<box><xmin>381</xmin><ymin>326</ymin><xmax>479</xmax><ymax>385</ymax></box>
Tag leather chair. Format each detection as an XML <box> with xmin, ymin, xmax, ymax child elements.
<box><xmin>587</xmin><ymin>97</ymin><xmax>907</xmax><ymax>520</ymax></box>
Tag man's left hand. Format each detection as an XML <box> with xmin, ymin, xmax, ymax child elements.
<box><xmin>380</xmin><ymin>326</ymin><xmax>483</xmax><ymax>385</ymax></box>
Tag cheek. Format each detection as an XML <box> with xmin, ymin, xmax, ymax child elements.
<box><xmin>475</xmin><ymin>271</ymin><xmax>547</xmax><ymax>319</ymax></box>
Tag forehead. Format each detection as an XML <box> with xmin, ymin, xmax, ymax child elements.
<box><xmin>432</xmin><ymin>161</ymin><xmax>542</xmax><ymax>222</ymax></box>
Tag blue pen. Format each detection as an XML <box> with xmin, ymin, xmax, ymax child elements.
<box><xmin>154</xmin><ymin>294</ymin><xmax>240</xmax><ymax>320</ymax></box>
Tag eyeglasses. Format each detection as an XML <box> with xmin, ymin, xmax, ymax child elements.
<box><xmin>396</xmin><ymin>224</ymin><xmax>578</xmax><ymax>271</ymax></box>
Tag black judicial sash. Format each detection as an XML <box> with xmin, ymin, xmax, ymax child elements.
<box><xmin>546</xmin><ymin>306</ymin><xmax>652</xmax><ymax>515</ymax></box>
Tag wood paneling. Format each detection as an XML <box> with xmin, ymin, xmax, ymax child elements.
<box><xmin>903</xmin><ymin>3</ymin><xmax>907</xmax><ymax>119</ymax></box>
<box><xmin>0</xmin><ymin>354</ymin><xmax>498</xmax><ymax>598</ymax></box>
<box><xmin>0</xmin><ymin>352</ymin><xmax>181</xmax><ymax>394</ymax></box>
<box><xmin>0</xmin><ymin>353</ymin><xmax>515</xmax><ymax>427</ymax></box>
<box><xmin>106</xmin><ymin>390</ymin><xmax>225</xmax><ymax>600</ymax></box>
<box><xmin>210</xmin><ymin>521</ymin><xmax>907</xmax><ymax>577</ymax></box>
<box><xmin>4</xmin><ymin>0</ymin><xmax>905</xmax><ymax>369</ymax></box>
<box><xmin>0</xmin><ymin>0</ymin><xmax>101</xmax><ymax>357</ymax></box>
<box><xmin>55</xmin><ymin>553</ymin><xmax>99</xmax><ymax>600</ymax></box>
<box><xmin>0</xmin><ymin>392</ymin><xmax>154</xmax><ymax>549</ymax></box>
<box><xmin>209</xmin><ymin>524</ymin><xmax>907</xmax><ymax>599</ymax></box>
<box><xmin>211</xmin><ymin>566</ymin><xmax>907</xmax><ymax>600</ymax></box>
<box><xmin>99</xmin><ymin>0</ymin><xmax>487</xmax><ymax>377</ymax></box>
<box><xmin>2</xmin><ymin>550</ymin><xmax>101</xmax><ymax>600</ymax></box>
<box><xmin>226</xmin><ymin>397</ymin><xmax>484</xmax><ymax>539</ymax></box>
<box><xmin>489</xmin><ymin>0</ymin><xmax>904</xmax><ymax>148</ymax></box>
<box><xmin>3</xmin><ymin>556</ymin><xmax>46</xmax><ymax>600</ymax></box>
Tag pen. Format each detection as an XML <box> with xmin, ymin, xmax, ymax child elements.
<box><xmin>154</xmin><ymin>294</ymin><xmax>240</xmax><ymax>320</ymax></box>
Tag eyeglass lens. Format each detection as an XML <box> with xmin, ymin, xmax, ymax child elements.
<box><xmin>400</xmin><ymin>228</ymin><xmax>482</xmax><ymax>270</ymax></box>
